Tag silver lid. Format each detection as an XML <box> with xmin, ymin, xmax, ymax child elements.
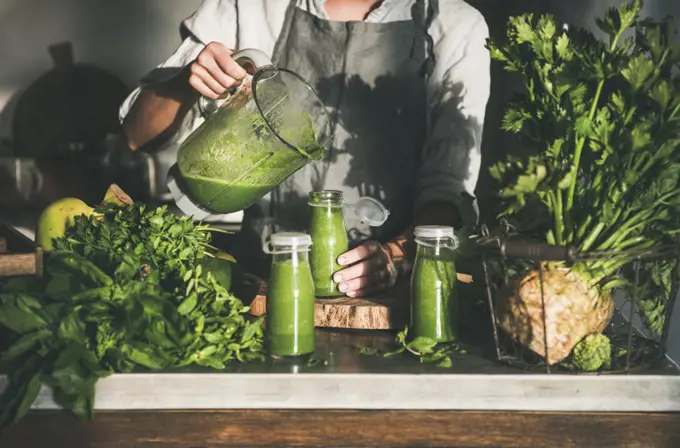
<box><xmin>270</xmin><ymin>232</ymin><xmax>312</xmax><ymax>247</ymax></box>
<box><xmin>414</xmin><ymin>225</ymin><xmax>455</xmax><ymax>239</ymax></box>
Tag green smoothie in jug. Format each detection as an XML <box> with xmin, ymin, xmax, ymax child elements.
<box><xmin>181</xmin><ymin>174</ymin><xmax>278</xmax><ymax>213</ymax></box>
<box><xmin>178</xmin><ymin>84</ymin><xmax>325</xmax><ymax>214</ymax></box>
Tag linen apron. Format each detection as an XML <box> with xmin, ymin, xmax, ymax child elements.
<box><xmin>232</xmin><ymin>0</ymin><xmax>432</xmax><ymax>277</ymax></box>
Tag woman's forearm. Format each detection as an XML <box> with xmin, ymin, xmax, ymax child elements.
<box><xmin>122</xmin><ymin>68</ymin><xmax>198</xmax><ymax>151</ymax></box>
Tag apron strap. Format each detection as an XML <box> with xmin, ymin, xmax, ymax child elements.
<box><xmin>411</xmin><ymin>0</ymin><xmax>439</xmax><ymax>78</ymax></box>
<box><xmin>267</xmin><ymin>0</ymin><xmax>300</xmax><ymax>227</ymax></box>
<box><xmin>271</xmin><ymin>0</ymin><xmax>300</xmax><ymax>66</ymax></box>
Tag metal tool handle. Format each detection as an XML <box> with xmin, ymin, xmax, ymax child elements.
<box><xmin>500</xmin><ymin>241</ymin><xmax>575</xmax><ymax>262</ymax></box>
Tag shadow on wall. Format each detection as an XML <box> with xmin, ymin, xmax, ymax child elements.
<box><xmin>0</xmin><ymin>0</ymin><xmax>202</xmax><ymax>140</ymax></box>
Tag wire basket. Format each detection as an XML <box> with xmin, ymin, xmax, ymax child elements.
<box><xmin>477</xmin><ymin>221</ymin><xmax>680</xmax><ymax>374</ymax></box>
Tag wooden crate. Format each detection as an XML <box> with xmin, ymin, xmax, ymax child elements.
<box><xmin>0</xmin><ymin>222</ymin><xmax>43</xmax><ymax>277</ymax></box>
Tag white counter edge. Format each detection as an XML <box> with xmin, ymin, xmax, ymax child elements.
<box><xmin>2</xmin><ymin>373</ymin><xmax>679</xmax><ymax>412</ymax></box>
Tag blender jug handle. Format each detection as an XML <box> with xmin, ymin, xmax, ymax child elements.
<box><xmin>231</xmin><ymin>49</ymin><xmax>274</xmax><ymax>72</ymax></box>
<box><xmin>197</xmin><ymin>48</ymin><xmax>273</xmax><ymax>117</ymax></box>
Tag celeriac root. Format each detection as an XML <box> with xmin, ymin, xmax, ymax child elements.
<box><xmin>496</xmin><ymin>264</ymin><xmax>614</xmax><ymax>365</ymax></box>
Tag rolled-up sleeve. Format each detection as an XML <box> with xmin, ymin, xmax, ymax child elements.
<box><xmin>118</xmin><ymin>0</ymin><xmax>238</xmax><ymax>144</ymax></box>
<box><xmin>415</xmin><ymin>15</ymin><xmax>491</xmax><ymax>226</ymax></box>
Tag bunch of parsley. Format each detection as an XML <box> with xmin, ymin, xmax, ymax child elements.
<box><xmin>0</xmin><ymin>204</ymin><xmax>263</xmax><ymax>430</ymax></box>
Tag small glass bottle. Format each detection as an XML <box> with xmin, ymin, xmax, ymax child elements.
<box><xmin>265</xmin><ymin>232</ymin><xmax>316</xmax><ymax>358</ymax></box>
<box><xmin>410</xmin><ymin>225</ymin><xmax>459</xmax><ymax>343</ymax></box>
<box><xmin>308</xmin><ymin>190</ymin><xmax>349</xmax><ymax>297</ymax></box>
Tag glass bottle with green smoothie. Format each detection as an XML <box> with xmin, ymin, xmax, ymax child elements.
<box><xmin>308</xmin><ymin>190</ymin><xmax>349</xmax><ymax>297</ymax></box>
<box><xmin>265</xmin><ymin>232</ymin><xmax>316</xmax><ymax>358</ymax></box>
<box><xmin>410</xmin><ymin>225</ymin><xmax>459</xmax><ymax>343</ymax></box>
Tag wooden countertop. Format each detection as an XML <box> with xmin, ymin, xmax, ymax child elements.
<box><xmin>2</xmin><ymin>409</ymin><xmax>680</xmax><ymax>447</ymax></box>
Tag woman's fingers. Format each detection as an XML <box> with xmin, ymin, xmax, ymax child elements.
<box><xmin>189</xmin><ymin>42</ymin><xmax>248</xmax><ymax>97</ymax></box>
<box><xmin>188</xmin><ymin>73</ymin><xmax>220</xmax><ymax>99</ymax></box>
<box><xmin>334</xmin><ymin>252</ymin><xmax>385</xmax><ymax>283</ymax></box>
<box><xmin>337</xmin><ymin>241</ymin><xmax>382</xmax><ymax>267</ymax></box>
<box><xmin>212</xmin><ymin>46</ymin><xmax>248</xmax><ymax>81</ymax></box>
<box><xmin>190</xmin><ymin>64</ymin><xmax>227</xmax><ymax>96</ymax></box>
<box><xmin>200</xmin><ymin>48</ymin><xmax>245</xmax><ymax>88</ymax></box>
<box><xmin>332</xmin><ymin>241</ymin><xmax>400</xmax><ymax>296</ymax></box>
<box><xmin>337</xmin><ymin>266</ymin><xmax>389</xmax><ymax>293</ymax></box>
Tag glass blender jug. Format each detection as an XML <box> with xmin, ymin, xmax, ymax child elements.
<box><xmin>168</xmin><ymin>49</ymin><xmax>333</xmax><ymax>219</ymax></box>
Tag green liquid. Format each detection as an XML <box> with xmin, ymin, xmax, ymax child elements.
<box><xmin>183</xmin><ymin>174</ymin><xmax>275</xmax><ymax>214</ymax></box>
<box><xmin>267</xmin><ymin>257</ymin><xmax>316</xmax><ymax>357</ymax></box>
<box><xmin>177</xmin><ymin>86</ymin><xmax>324</xmax><ymax>215</ymax></box>
<box><xmin>309</xmin><ymin>205</ymin><xmax>348</xmax><ymax>297</ymax></box>
<box><xmin>410</xmin><ymin>248</ymin><xmax>458</xmax><ymax>343</ymax></box>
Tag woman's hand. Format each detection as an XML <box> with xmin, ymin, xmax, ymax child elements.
<box><xmin>188</xmin><ymin>42</ymin><xmax>247</xmax><ymax>99</ymax></box>
<box><xmin>333</xmin><ymin>241</ymin><xmax>399</xmax><ymax>298</ymax></box>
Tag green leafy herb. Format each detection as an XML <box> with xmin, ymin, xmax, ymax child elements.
<box><xmin>560</xmin><ymin>334</ymin><xmax>622</xmax><ymax>372</ymax></box>
<box><xmin>357</xmin><ymin>327</ymin><xmax>465</xmax><ymax>368</ymax></box>
<box><xmin>0</xmin><ymin>203</ymin><xmax>264</xmax><ymax>431</ymax></box>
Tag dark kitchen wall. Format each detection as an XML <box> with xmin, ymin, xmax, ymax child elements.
<box><xmin>0</xmin><ymin>0</ymin><xmax>202</xmax><ymax>139</ymax></box>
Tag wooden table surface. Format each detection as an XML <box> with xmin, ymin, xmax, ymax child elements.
<box><xmin>1</xmin><ymin>409</ymin><xmax>680</xmax><ymax>447</ymax></box>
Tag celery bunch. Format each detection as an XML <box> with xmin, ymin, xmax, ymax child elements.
<box><xmin>488</xmin><ymin>0</ymin><xmax>680</xmax><ymax>336</ymax></box>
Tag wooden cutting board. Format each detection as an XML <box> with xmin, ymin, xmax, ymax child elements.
<box><xmin>245</xmin><ymin>279</ymin><xmax>410</xmax><ymax>330</ymax></box>
<box><xmin>242</xmin><ymin>273</ymin><xmax>473</xmax><ymax>331</ymax></box>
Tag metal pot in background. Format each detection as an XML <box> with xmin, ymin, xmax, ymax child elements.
<box><xmin>0</xmin><ymin>155</ymin><xmax>43</xmax><ymax>206</ymax></box>
<box><xmin>5</xmin><ymin>41</ymin><xmax>129</xmax><ymax>206</ymax></box>
<box><xmin>12</xmin><ymin>42</ymin><xmax>128</xmax><ymax>160</ymax></box>
<box><xmin>0</xmin><ymin>40</ymin><xmax>168</xmax><ymax>209</ymax></box>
